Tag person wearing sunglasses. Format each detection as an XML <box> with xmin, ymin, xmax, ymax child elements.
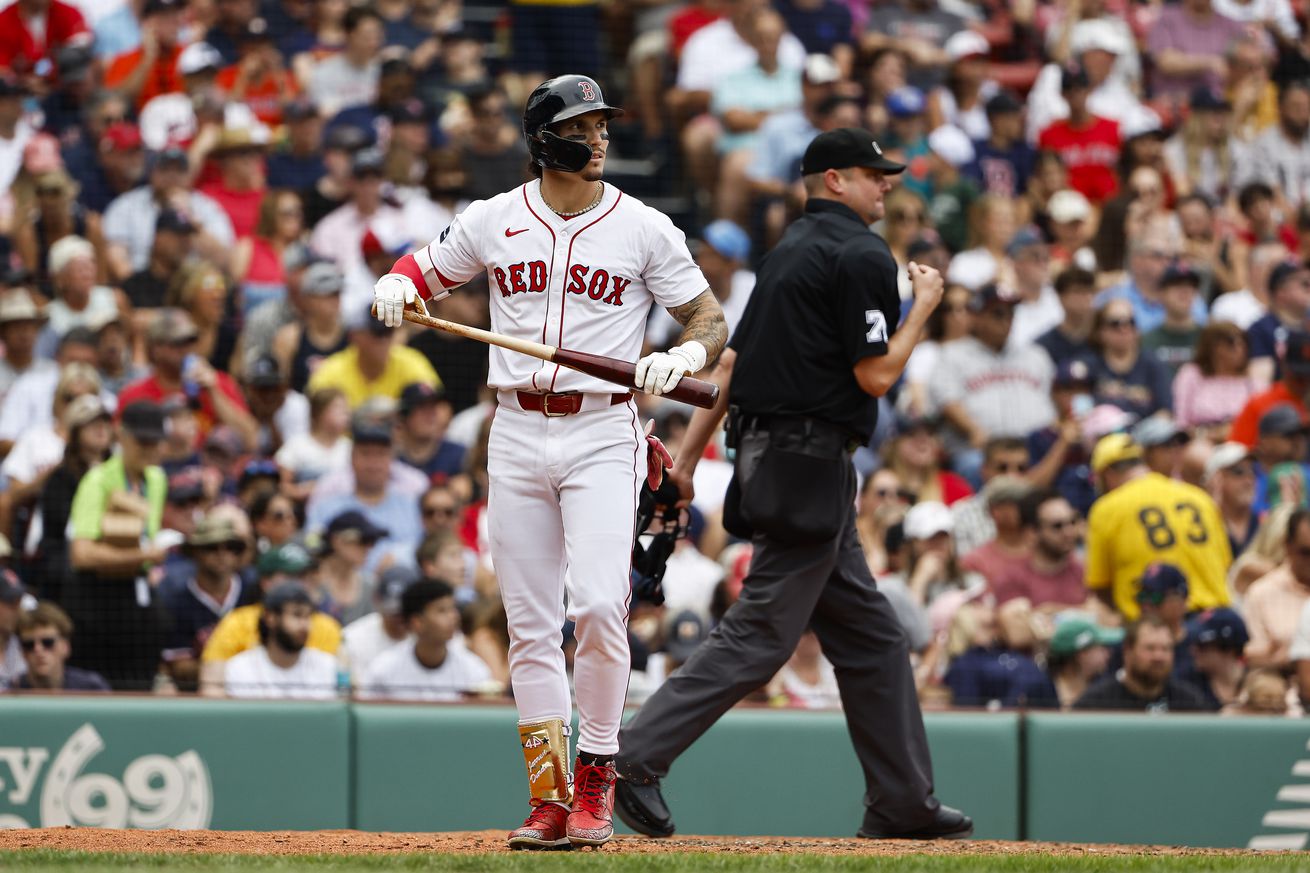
<box><xmin>951</xmin><ymin>437</ymin><xmax>1034</xmax><ymax>556</ymax></box>
<box><xmin>12</xmin><ymin>601</ymin><xmax>110</xmax><ymax>692</ymax></box>
<box><xmin>998</xmin><ymin>491</ymin><xmax>1090</xmax><ymax>612</ymax></box>
<box><xmin>160</xmin><ymin>512</ymin><xmax>254</xmax><ymax>689</ymax></box>
<box><xmin>1087</xmin><ymin>299</ymin><xmax>1173</xmax><ymax>422</ymax></box>
<box><xmin>1097</xmin><ymin>222</ymin><xmax>1200</xmax><ymax>327</ymax></box>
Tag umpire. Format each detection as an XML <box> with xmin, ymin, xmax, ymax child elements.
<box><xmin>614</xmin><ymin>128</ymin><xmax>972</xmax><ymax>840</ymax></box>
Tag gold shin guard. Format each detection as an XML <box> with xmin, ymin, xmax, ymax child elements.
<box><xmin>518</xmin><ymin>719</ymin><xmax>572</xmax><ymax>805</ymax></box>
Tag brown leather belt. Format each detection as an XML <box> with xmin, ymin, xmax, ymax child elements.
<box><xmin>516</xmin><ymin>391</ymin><xmax>631</xmax><ymax>416</ymax></box>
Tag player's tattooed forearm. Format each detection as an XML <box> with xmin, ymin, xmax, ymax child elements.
<box><xmin>668</xmin><ymin>289</ymin><xmax>728</xmax><ymax>362</ymax></box>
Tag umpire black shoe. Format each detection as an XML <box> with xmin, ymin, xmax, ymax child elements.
<box><xmin>857</xmin><ymin>805</ymin><xmax>974</xmax><ymax>840</ymax></box>
<box><xmin>614</xmin><ymin>778</ymin><xmax>676</xmax><ymax>838</ymax></box>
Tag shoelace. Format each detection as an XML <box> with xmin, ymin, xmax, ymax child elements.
<box><xmin>523</xmin><ymin>803</ymin><xmax>563</xmax><ymax>829</ymax></box>
<box><xmin>574</xmin><ymin>765</ymin><xmax>614</xmax><ymax>813</ymax></box>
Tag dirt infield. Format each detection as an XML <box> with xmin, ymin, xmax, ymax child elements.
<box><xmin>0</xmin><ymin>829</ymin><xmax>1274</xmax><ymax>858</ymax></box>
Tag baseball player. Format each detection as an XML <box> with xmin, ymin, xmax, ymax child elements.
<box><xmin>372</xmin><ymin>75</ymin><xmax>727</xmax><ymax>848</ymax></box>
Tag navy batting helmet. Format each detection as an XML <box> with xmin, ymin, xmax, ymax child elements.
<box><xmin>522</xmin><ymin>74</ymin><xmax>623</xmax><ymax>174</ymax></box>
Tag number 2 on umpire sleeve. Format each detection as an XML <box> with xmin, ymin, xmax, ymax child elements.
<box><xmin>865</xmin><ymin>310</ymin><xmax>887</xmax><ymax>343</ymax></box>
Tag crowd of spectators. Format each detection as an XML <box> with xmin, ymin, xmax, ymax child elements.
<box><xmin>1</xmin><ymin>0</ymin><xmax>1310</xmax><ymax>716</ymax></box>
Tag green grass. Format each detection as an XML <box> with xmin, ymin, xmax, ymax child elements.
<box><xmin>1</xmin><ymin>852</ymin><xmax>1307</xmax><ymax>873</ymax></box>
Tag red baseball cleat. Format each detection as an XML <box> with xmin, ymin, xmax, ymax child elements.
<box><xmin>508</xmin><ymin>802</ymin><xmax>571</xmax><ymax>849</ymax></box>
<box><xmin>567</xmin><ymin>762</ymin><xmax>617</xmax><ymax>846</ymax></box>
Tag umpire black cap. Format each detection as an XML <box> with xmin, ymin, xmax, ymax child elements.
<box><xmin>522</xmin><ymin>74</ymin><xmax>623</xmax><ymax>174</ymax></box>
<box><xmin>801</xmin><ymin>128</ymin><xmax>905</xmax><ymax>176</ymax></box>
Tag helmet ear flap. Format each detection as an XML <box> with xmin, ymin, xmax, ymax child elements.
<box><xmin>531</xmin><ymin>129</ymin><xmax>593</xmax><ymax>174</ymax></box>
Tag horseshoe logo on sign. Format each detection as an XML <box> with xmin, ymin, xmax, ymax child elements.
<box><xmin>580</xmin><ymin>81</ymin><xmax>596</xmax><ymax>101</ymax></box>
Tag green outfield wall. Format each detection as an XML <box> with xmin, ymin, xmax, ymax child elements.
<box><xmin>0</xmin><ymin>697</ymin><xmax>351</xmax><ymax>830</ymax></box>
<box><xmin>2</xmin><ymin>698</ymin><xmax>1309</xmax><ymax>849</ymax></box>
<box><xmin>1025</xmin><ymin>713</ymin><xmax>1310</xmax><ymax>849</ymax></box>
<box><xmin>350</xmin><ymin>706</ymin><xmax>1020</xmax><ymax>838</ymax></box>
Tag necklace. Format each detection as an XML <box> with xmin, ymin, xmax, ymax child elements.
<box><xmin>545</xmin><ymin>182</ymin><xmax>604</xmax><ymax>218</ymax></box>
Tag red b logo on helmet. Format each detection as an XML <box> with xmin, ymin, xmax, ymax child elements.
<box><xmin>580</xmin><ymin>81</ymin><xmax>596</xmax><ymax>102</ymax></box>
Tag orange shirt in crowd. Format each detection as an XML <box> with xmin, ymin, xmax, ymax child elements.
<box><xmin>1229</xmin><ymin>381</ymin><xmax>1309</xmax><ymax>447</ymax></box>
<box><xmin>215</xmin><ymin>66</ymin><xmax>300</xmax><ymax>126</ymax></box>
<box><xmin>105</xmin><ymin>44</ymin><xmax>184</xmax><ymax>111</ymax></box>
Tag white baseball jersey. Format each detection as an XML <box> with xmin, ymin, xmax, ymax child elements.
<box><xmin>412</xmin><ymin>179</ymin><xmax>708</xmax><ymax>393</ymax></box>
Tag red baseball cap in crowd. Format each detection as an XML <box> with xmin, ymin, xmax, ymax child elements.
<box><xmin>101</xmin><ymin>121</ymin><xmax>143</xmax><ymax>152</ymax></box>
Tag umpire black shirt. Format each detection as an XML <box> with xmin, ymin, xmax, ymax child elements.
<box><xmin>728</xmin><ymin>198</ymin><xmax>899</xmax><ymax>442</ymax></box>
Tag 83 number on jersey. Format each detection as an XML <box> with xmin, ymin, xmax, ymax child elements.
<box><xmin>1137</xmin><ymin>501</ymin><xmax>1208</xmax><ymax>549</ymax></box>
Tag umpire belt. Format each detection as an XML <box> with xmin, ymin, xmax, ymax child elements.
<box><xmin>499</xmin><ymin>390</ymin><xmax>632</xmax><ymax>416</ymax></box>
<box><xmin>736</xmin><ymin>413</ymin><xmax>861</xmax><ymax>456</ymax></box>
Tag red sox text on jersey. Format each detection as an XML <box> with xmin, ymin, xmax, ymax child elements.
<box><xmin>493</xmin><ymin>261</ymin><xmax>631</xmax><ymax>307</ymax></box>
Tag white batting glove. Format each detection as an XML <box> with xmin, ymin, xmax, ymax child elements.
<box><xmin>634</xmin><ymin>341</ymin><xmax>707</xmax><ymax>396</ymax></box>
<box><xmin>373</xmin><ymin>273</ymin><xmax>417</xmax><ymax>328</ymax></box>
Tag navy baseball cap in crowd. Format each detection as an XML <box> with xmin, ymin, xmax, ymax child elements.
<box><xmin>142</xmin><ymin>0</ymin><xmax>181</xmax><ymax>17</ymax></box>
<box><xmin>1061</xmin><ymin>65</ymin><xmax>1091</xmax><ymax>92</ymax></box>
<box><xmin>1258</xmin><ymin>403</ymin><xmax>1308</xmax><ymax>437</ymax></box>
<box><xmin>0</xmin><ymin>73</ymin><xmax>26</xmax><ymax>98</ymax></box>
<box><xmin>0</xmin><ymin>568</ymin><xmax>24</xmax><ymax>605</ymax></box>
<box><xmin>1284</xmin><ymin>331</ymin><xmax>1310</xmax><ymax>378</ymax></box>
<box><xmin>1191</xmin><ymin>607</ymin><xmax>1249</xmax><ymax>650</ymax></box>
<box><xmin>906</xmin><ymin>234</ymin><xmax>943</xmax><ymax>260</ymax></box>
<box><xmin>239</xmin><ymin>16</ymin><xmax>272</xmax><ymax>43</ymax></box>
<box><xmin>264</xmin><ymin>580</ymin><xmax>316</xmax><ymax>612</ymax></box>
<box><xmin>1136</xmin><ymin>562</ymin><xmax>1189</xmax><ymax>601</ymax></box>
<box><xmin>376</xmin><ymin>565</ymin><xmax>419</xmax><ymax>614</ymax></box>
<box><xmin>326</xmin><ymin>510</ymin><xmax>389</xmax><ymax>543</ymax></box>
<box><xmin>150</xmin><ymin>146</ymin><xmax>189</xmax><ymax>171</ymax></box>
<box><xmin>352</xmin><ymin>418</ymin><xmax>394</xmax><ymax>445</ymax></box>
<box><xmin>121</xmin><ymin>401</ymin><xmax>167</xmax><ymax>443</ymax></box>
<box><xmin>664</xmin><ymin>610</ymin><xmax>710</xmax><ymax>663</ymax></box>
<box><xmin>324</xmin><ymin>125</ymin><xmax>372</xmax><ymax>153</ymax></box>
<box><xmin>156</xmin><ymin>207</ymin><xmax>196</xmax><ymax>235</ymax></box>
<box><xmin>1190</xmin><ymin>86</ymin><xmax>1231</xmax><ymax>112</ymax></box>
<box><xmin>1268</xmin><ymin>259</ymin><xmax>1309</xmax><ymax>294</ymax></box>
<box><xmin>244</xmin><ymin>354</ymin><xmax>285</xmax><ymax>388</ymax></box>
<box><xmin>801</xmin><ymin>127</ymin><xmax>905</xmax><ymax>176</ymax></box>
<box><xmin>1053</xmin><ymin>358</ymin><xmax>1093</xmax><ymax>388</ymax></box>
<box><xmin>968</xmin><ymin>282</ymin><xmax>1019</xmax><ymax>312</ymax></box>
<box><xmin>1159</xmin><ymin>261</ymin><xmax>1201</xmax><ymax>288</ymax></box>
<box><xmin>985</xmin><ymin>90</ymin><xmax>1024</xmax><ymax>116</ymax></box>
<box><xmin>399</xmin><ymin>381</ymin><xmax>444</xmax><ymax>415</ymax></box>
<box><xmin>239</xmin><ymin>458</ymin><xmax>280</xmax><ymax>488</ymax></box>
<box><xmin>387</xmin><ymin>98</ymin><xmax>431</xmax><ymax>125</ymax></box>
<box><xmin>283</xmin><ymin>98</ymin><xmax>318</xmax><ymax>122</ymax></box>
<box><xmin>167</xmin><ymin>468</ymin><xmax>206</xmax><ymax>504</ymax></box>
<box><xmin>351</xmin><ymin>147</ymin><xmax>386</xmax><ymax>177</ymax></box>
<box><xmin>886</xmin><ymin>86</ymin><xmax>926</xmax><ymax>119</ymax></box>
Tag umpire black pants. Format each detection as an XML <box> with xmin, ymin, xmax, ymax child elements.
<box><xmin>617</xmin><ymin>485</ymin><xmax>940</xmax><ymax>831</ymax></box>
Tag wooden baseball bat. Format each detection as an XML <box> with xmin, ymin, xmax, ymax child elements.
<box><xmin>390</xmin><ymin>307</ymin><xmax>721</xmax><ymax>409</ymax></box>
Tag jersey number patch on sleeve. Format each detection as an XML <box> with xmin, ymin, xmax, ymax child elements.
<box><xmin>865</xmin><ymin>310</ymin><xmax>888</xmax><ymax>344</ymax></box>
